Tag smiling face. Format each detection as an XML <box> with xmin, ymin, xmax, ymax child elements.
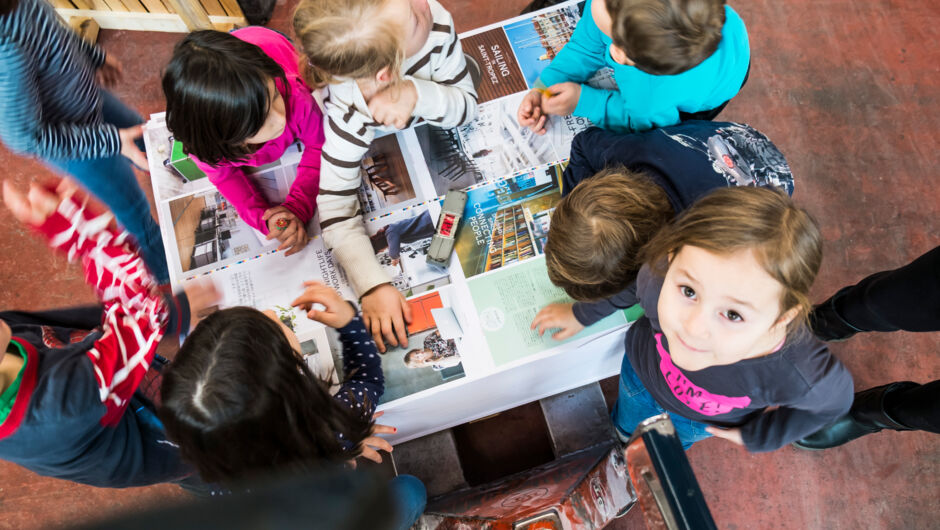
<box><xmin>657</xmin><ymin>245</ymin><xmax>797</xmax><ymax>371</ymax></box>
<box><xmin>244</xmin><ymin>79</ymin><xmax>287</xmax><ymax>145</ymax></box>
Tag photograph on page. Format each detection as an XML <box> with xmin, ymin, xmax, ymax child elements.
<box><xmin>454</xmin><ymin>164</ymin><xmax>564</xmax><ymax>278</ymax></box>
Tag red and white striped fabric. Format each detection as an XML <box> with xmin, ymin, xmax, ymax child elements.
<box><xmin>37</xmin><ymin>195</ymin><xmax>169</xmax><ymax>426</ymax></box>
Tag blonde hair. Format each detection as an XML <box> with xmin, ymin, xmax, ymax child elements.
<box><xmin>292</xmin><ymin>0</ymin><xmax>405</xmax><ymax>87</ymax></box>
<box><xmin>641</xmin><ymin>187</ymin><xmax>822</xmax><ymax>335</ymax></box>
<box><xmin>545</xmin><ymin>167</ymin><xmax>674</xmax><ymax>301</ymax></box>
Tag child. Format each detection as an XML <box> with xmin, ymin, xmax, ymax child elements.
<box><xmin>162</xmin><ymin>27</ymin><xmax>325</xmax><ymax>256</ymax></box>
<box><xmin>532</xmin><ymin>187</ymin><xmax>855</xmax><ymax>451</ymax></box>
<box><xmin>517</xmin><ymin>0</ymin><xmax>750</xmax><ymax>134</ymax></box>
<box><xmin>546</xmin><ymin>122</ymin><xmax>793</xmax><ymax>305</ymax></box>
<box><xmin>293</xmin><ymin>0</ymin><xmax>478</xmax><ymax>352</ymax></box>
<box><xmin>0</xmin><ymin>178</ymin><xmax>217</xmax><ymax>487</ymax></box>
<box><xmin>1</xmin><ymin>0</ymin><xmax>169</xmax><ymax>282</ymax></box>
<box><xmin>158</xmin><ymin>281</ymin><xmax>426</xmax><ymax>528</ymax></box>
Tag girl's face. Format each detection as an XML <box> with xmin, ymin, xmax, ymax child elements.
<box><xmin>410</xmin><ymin>349</ymin><xmax>432</xmax><ymax>363</ymax></box>
<box><xmin>244</xmin><ymin>79</ymin><xmax>287</xmax><ymax>145</ymax></box>
<box><xmin>657</xmin><ymin>245</ymin><xmax>796</xmax><ymax>371</ymax></box>
<box><xmin>263</xmin><ymin>309</ymin><xmax>302</xmax><ymax>354</ymax></box>
<box><xmin>384</xmin><ymin>0</ymin><xmax>433</xmax><ymax>58</ymax></box>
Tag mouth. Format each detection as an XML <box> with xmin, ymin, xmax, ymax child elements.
<box><xmin>676</xmin><ymin>334</ymin><xmax>708</xmax><ymax>353</ymax></box>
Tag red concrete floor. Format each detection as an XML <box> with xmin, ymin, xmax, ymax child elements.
<box><xmin>0</xmin><ymin>0</ymin><xmax>938</xmax><ymax>527</ymax></box>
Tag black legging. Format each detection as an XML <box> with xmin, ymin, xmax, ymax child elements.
<box><xmin>832</xmin><ymin>246</ymin><xmax>940</xmax><ymax>433</ymax></box>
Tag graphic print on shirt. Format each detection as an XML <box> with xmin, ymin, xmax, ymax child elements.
<box><xmin>659</xmin><ymin>124</ymin><xmax>794</xmax><ymax>194</ymax></box>
<box><xmin>655</xmin><ymin>333</ymin><xmax>751</xmax><ymax>416</ymax></box>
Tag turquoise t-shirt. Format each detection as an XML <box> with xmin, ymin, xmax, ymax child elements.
<box><xmin>538</xmin><ymin>0</ymin><xmax>750</xmax><ymax>133</ymax></box>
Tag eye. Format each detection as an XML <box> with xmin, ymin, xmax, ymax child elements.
<box><xmin>680</xmin><ymin>285</ymin><xmax>696</xmax><ymax>299</ymax></box>
<box><xmin>724</xmin><ymin>310</ymin><xmax>743</xmax><ymax>322</ymax></box>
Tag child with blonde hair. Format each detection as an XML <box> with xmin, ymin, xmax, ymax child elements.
<box><xmin>293</xmin><ymin>0</ymin><xmax>478</xmax><ymax>352</ymax></box>
<box><xmin>533</xmin><ymin>187</ymin><xmax>854</xmax><ymax>451</ymax></box>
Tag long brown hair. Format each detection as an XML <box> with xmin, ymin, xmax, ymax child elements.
<box><xmin>292</xmin><ymin>0</ymin><xmax>405</xmax><ymax>87</ymax></box>
<box><xmin>641</xmin><ymin>186</ymin><xmax>822</xmax><ymax>334</ymax></box>
<box><xmin>545</xmin><ymin>167</ymin><xmax>674</xmax><ymax>301</ymax></box>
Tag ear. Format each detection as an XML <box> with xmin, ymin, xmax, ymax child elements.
<box><xmin>608</xmin><ymin>44</ymin><xmax>635</xmax><ymax>66</ymax></box>
<box><xmin>375</xmin><ymin>66</ymin><xmax>393</xmax><ymax>84</ymax></box>
<box><xmin>774</xmin><ymin>306</ymin><xmax>801</xmax><ymax>333</ymax></box>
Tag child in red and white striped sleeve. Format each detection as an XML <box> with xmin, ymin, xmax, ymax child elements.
<box><xmin>0</xmin><ymin>179</ymin><xmax>218</xmax><ymax>488</ymax></box>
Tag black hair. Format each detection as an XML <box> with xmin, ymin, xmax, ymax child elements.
<box><xmin>159</xmin><ymin>307</ymin><xmax>373</xmax><ymax>483</ymax></box>
<box><xmin>369</xmin><ymin>227</ymin><xmax>389</xmax><ymax>254</ymax></box>
<box><xmin>162</xmin><ymin>30</ymin><xmax>289</xmax><ymax>165</ymax></box>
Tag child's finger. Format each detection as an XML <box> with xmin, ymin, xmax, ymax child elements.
<box><xmin>359</xmin><ymin>446</ymin><xmax>383</xmax><ymax>464</ymax></box>
<box><xmin>392</xmin><ymin>313</ymin><xmax>408</xmax><ymax>348</ymax></box>
<box><xmin>370</xmin><ymin>321</ymin><xmax>388</xmax><ymax>353</ymax></box>
<box><xmin>380</xmin><ymin>317</ymin><xmax>398</xmax><ymax>348</ymax></box>
<box><xmin>365</xmin><ymin>436</ymin><xmax>394</xmax><ymax>453</ymax></box>
<box><xmin>399</xmin><ymin>296</ymin><xmax>413</xmax><ymax>325</ymax></box>
<box><xmin>552</xmin><ymin>328</ymin><xmax>574</xmax><ymax>341</ymax></box>
<box><xmin>372</xmin><ymin>423</ymin><xmax>396</xmax><ymax>435</ymax></box>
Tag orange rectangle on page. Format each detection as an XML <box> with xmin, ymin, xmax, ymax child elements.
<box><xmin>407</xmin><ymin>291</ymin><xmax>444</xmax><ymax>334</ymax></box>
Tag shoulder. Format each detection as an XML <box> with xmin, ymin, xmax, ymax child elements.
<box><xmin>776</xmin><ymin>332</ymin><xmax>852</xmax><ymax>392</ymax></box>
<box><xmin>427</xmin><ymin>0</ymin><xmax>456</xmax><ymax>31</ymax></box>
<box><xmin>718</xmin><ymin>5</ymin><xmax>749</xmax><ymax>50</ymax></box>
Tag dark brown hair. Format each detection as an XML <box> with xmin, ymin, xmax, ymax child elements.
<box><xmin>545</xmin><ymin>167</ymin><xmax>674</xmax><ymax>301</ymax></box>
<box><xmin>159</xmin><ymin>307</ymin><xmax>372</xmax><ymax>483</ymax></box>
<box><xmin>606</xmin><ymin>0</ymin><xmax>726</xmax><ymax>75</ymax></box>
<box><xmin>641</xmin><ymin>186</ymin><xmax>822</xmax><ymax>334</ymax></box>
<box><xmin>0</xmin><ymin>0</ymin><xmax>19</xmax><ymax>16</ymax></box>
<box><xmin>162</xmin><ymin>30</ymin><xmax>288</xmax><ymax>165</ymax></box>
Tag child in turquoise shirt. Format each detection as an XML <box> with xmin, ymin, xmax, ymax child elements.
<box><xmin>517</xmin><ymin>0</ymin><xmax>750</xmax><ymax>133</ymax></box>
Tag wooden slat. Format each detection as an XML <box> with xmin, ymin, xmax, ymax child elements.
<box><xmin>121</xmin><ymin>0</ymin><xmax>149</xmax><ymax>12</ymax></box>
<box><xmin>164</xmin><ymin>0</ymin><xmax>212</xmax><ymax>30</ymax></box>
<box><xmin>138</xmin><ymin>0</ymin><xmax>168</xmax><ymax>12</ymax></box>
<box><xmin>54</xmin><ymin>8</ymin><xmax>245</xmax><ymax>32</ymax></box>
<box><xmin>69</xmin><ymin>0</ymin><xmax>94</xmax><ymax>9</ymax></box>
<box><xmin>217</xmin><ymin>0</ymin><xmax>242</xmax><ymax>17</ymax></box>
<box><xmin>100</xmin><ymin>0</ymin><xmax>129</xmax><ymax>12</ymax></box>
<box><xmin>198</xmin><ymin>0</ymin><xmax>226</xmax><ymax>17</ymax></box>
<box><xmin>88</xmin><ymin>0</ymin><xmax>111</xmax><ymax>10</ymax></box>
<box><xmin>51</xmin><ymin>0</ymin><xmax>74</xmax><ymax>8</ymax></box>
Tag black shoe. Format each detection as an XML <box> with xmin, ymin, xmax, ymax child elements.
<box><xmin>809</xmin><ymin>287</ymin><xmax>865</xmax><ymax>342</ymax></box>
<box><xmin>794</xmin><ymin>382</ymin><xmax>916</xmax><ymax>450</ymax></box>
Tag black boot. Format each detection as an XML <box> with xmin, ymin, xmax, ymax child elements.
<box><xmin>809</xmin><ymin>287</ymin><xmax>865</xmax><ymax>342</ymax></box>
<box><xmin>794</xmin><ymin>382</ymin><xmax>916</xmax><ymax>450</ymax></box>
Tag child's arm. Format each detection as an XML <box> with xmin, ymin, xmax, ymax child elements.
<box><xmin>537</xmin><ymin>2</ymin><xmax>610</xmax><ymax>89</ymax></box>
<box><xmin>292</xmin><ymin>281</ymin><xmax>384</xmax><ymax>412</ymax></box>
<box><xmin>731</xmin><ymin>353</ymin><xmax>855</xmax><ymax>452</ymax></box>
<box><xmin>532</xmin><ymin>283</ymin><xmax>638</xmax><ymax>340</ymax></box>
<box><xmin>2</xmin><ymin>180</ymin><xmax>218</xmax><ymax>427</ymax></box>
<box><xmin>280</xmin><ymin>89</ymin><xmax>325</xmax><ymax>227</ymax></box>
<box><xmin>407</xmin><ymin>18</ymin><xmax>478</xmax><ymax>128</ymax></box>
<box><xmin>0</xmin><ymin>43</ymin><xmax>120</xmax><ymax>161</ymax></box>
<box><xmin>195</xmin><ymin>161</ymin><xmax>273</xmax><ymax>234</ymax></box>
<box><xmin>317</xmin><ymin>98</ymin><xmax>388</xmax><ymax>296</ymax></box>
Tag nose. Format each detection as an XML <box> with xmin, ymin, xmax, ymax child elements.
<box><xmin>681</xmin><ymin>304</ymin><xmax>709</xmax><ymax>342</ymax></box>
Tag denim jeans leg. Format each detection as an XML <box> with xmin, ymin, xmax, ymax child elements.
<box><xmin>611</xmin><ymin>356</ymin><xmax>712</xmax><ymax>450</ymax></box>
<box><xmin>98</xmin><ymin>89</ymin><xmax>146</xmax><ymax>152</ymax></box>
<box><xmin>388</xmin><ymin>474</ymin><xmax>427</xmax><ymax>530</ymax></box>
<box><xmin>47</xmin><ymin>155</ymin><xmax>170</xmax><ymax>282</ymax></box>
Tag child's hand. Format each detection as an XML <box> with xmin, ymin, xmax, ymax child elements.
<box><xmin>348</xmin><ymin>412</ymin><xmax>396</xmax><ymax>468</ymax></box>
<box><xmin>541</xmin><ymin>82</ymin><xmax>580</xmax><ymax>117</ymax></box>
<box><xmin>181</xmin><ymin>279</ymin><xmax>221</xmax><ymax>330</ymax></box>
<box><xmin>530</xmin><ymin>303</ymin><xmax>584</xmax><ymax>340</ymax></box>
<box><xmin>263</xmin><ymin>206</ymin><xmax>310</xmax><ymax>257</ymax></box>
<box><xmin>368</xmin><ymin>80</ymin><xmax>418</xmax><ymax>130</ymax></box>
<box><xmin>705</xmin><ymin>426</ymin><xmax>744</xmax><ymax>446</ymax></box>
<box><xmin>118</xmin><ymin>125</ymin><xmax>149</xmax><ymax>171</ymax></box>
<box><xmin>2</xmin><ymin>179</ymin><xmax>73</xmax><ymax>226</ymax></box>
<box><xmin>360</xmin><ymin>283</ymin><xmax>413</xmax><ymax>353</ymax></box>
<box><xmin>292</xmin><ymin>280</ymin><xmax>355</xmax><ymax>328</ymax></box>
<box><xmin>517</xmin><ymin>89</ymin><xmax>548</xmax><ymax>135</ymax></box>
<box><xmin>97</xmin><ymin>53</ymin><xmax>123</xmax><ymax>88</ymax></box>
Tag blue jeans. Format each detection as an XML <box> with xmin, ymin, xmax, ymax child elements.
<box><xmin>389</xmin><ymin>474</ymin><xmax>427</xmax><ymax>530</ymax></box>
<box><xmin>611</xmin><ymin>355</ymin><xmax>712</xmax><ymax>450</ymax></box>
<box><xmin>46</xmin><ymin>90</ymin><xmax>169</xmax><ymax>283</ymax></box>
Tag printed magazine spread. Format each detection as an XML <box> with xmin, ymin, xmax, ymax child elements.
<box><xmin>146</xmin><ymin>0</ymin><xmax>633</xmax><ymax>413</ymax></box>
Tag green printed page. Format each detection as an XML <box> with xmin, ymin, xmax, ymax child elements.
<box><xmin>467</xmin><ymin>257</ymin><xmax>630</xmax><ymax>366</ymax></box>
